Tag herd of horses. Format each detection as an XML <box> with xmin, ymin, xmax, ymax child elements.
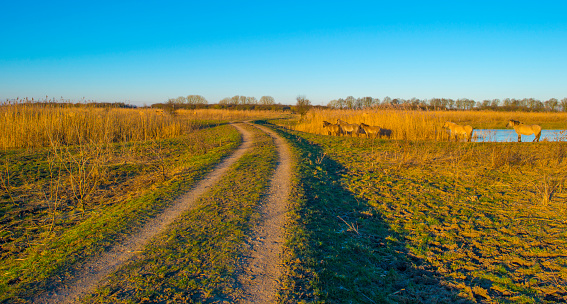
<box><xmin>323</xmin><ymin>119</ymin><xmax>542</xmax><ymax>142</ymax></box>
<box><xmin>323</xmin><ymin>119</ymin><xmax>393</xmax><ymax>139</ymax></box>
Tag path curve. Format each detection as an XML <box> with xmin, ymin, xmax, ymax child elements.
<box><xmin>34</xmin><ymin>123</ymin><xmax>254</xmax><ymax>304</ymax></box>
<box><xmin>237</xmin><ymin>123</ymin><xmax>292</xmax><ymax>303</ymax></box>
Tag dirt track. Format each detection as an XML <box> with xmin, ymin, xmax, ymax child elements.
<box><xmin>33</xmin><ymin>123</ymin><xmax>292</xmax><ymax>303</ymax></box>
<box><xmin>236</xmin><ymin>123</ymin><xmax>292</xmax><ymax>303</ymax></box>
<box><xmin>34</xmin><ymin>123</ymin><xmax>254</xmax><ymax>304</ymax></box>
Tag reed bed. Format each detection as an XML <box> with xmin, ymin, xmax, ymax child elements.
<box><xmin>0</xmin><ymin>105</ymin><xmax>193</xmax><ymax>150</ymax></box>
<box><xmin>0</xmin><ymin>106</ymin><xmax>290</xmax><ymax>150</ymax></box>
<box><xmin>183</xmin><ymin>108</ymin><xmax>289</xmax><ymax>122</ymax></box>
<box><xmin>291</xmin><ymin>109</ymin><xmax>567</xmax><ymax>141</ymax></box>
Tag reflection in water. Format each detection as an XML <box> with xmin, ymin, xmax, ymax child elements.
<box><xmin>472</xmin><ymin>129</ymin><xmax>567</xmax><ymax>142</ymax></box>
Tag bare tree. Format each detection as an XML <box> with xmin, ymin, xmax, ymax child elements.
<box><xmin>245</xmin><ymin>96</ymin><xmax>258</xmax><ymax>104</ymax></box>
<box><xmin>186</xmin><ymin>95</ymin><xmax>208</xmax><ymax>105</ymax></box>
<box><xmin>259</xmin><ymin>96</ymin><xmax>275</xmax><ymax>105</ymax></box>
<box><xmin>560</xmin><ymin>98</ymin><xmax>567</xmax><ymax>112</ymax></box>
<box><xmin>545</xmin><ymin>98</ymin><xmax>559</xmax><ymax>111</ymax></box>
<box><xmin>295</xmin><ymin>95</ymin><xmax>311</xmax><ymax>119</ymax></box>
<box><xmin>175</xmin><ymin>96</ymin><xmax>187</xmax><ymax>104</ymax></box>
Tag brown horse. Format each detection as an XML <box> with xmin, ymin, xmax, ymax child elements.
<box><xmin>337</xmin><ymin>119</ymin><xmax>362</xmax><ymax>137</ymax></box>
<box><xmin>379</xmin><ymin>128</ymin><xmax>392</xmax><ymax>139</ymax></box>
<box><xmin>359</xmin><ymin>123</ymin><xmax>382</xmax><ymax>139</ymax></box>
<box><xmin>323</xmin><ymin>121</ymin><xmax>344</xmax><ymax>136</ymax></box>
<box><xmin>443</xmin><ymin>121</ymin><xmax>474</xmax><ymax>142</ymax></box>
<box><xmin>507</xmin><ymin>120</ymin><xmax>541</xmax><ymax>142</ymax></box>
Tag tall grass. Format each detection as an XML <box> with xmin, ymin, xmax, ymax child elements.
<box><xmin>184</xmin><ymin>108</ymin><xmax>290</xmax><ymax>122</ymax></box>
<box><xmin>0</xmin><ymin>105</ymin><xmax>190</xmax><ymax>150</ymax></box>
<box><xmin>0</xmin><ymin>105</ymin><xmax>291</xmax><ymax>150</ymax></box>
<box><xmin>291</xmin><ymin>109</ymin><xmax>567</xmax><ymax>141</ymax></box>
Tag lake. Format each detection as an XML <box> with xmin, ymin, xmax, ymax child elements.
<box><xmin>472</xmin><ymin>129</ymin><xmax>567</xmax><ymax>142</ymax></box>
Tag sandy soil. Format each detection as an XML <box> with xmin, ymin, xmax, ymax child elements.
<box><xmin>236</xmin><ymin>123</ymin><xmax>292</xmax><ymax>303</ymax></box>
<box><xmin>34</xmin><ymin>123</ymin><xmax>254</xmax><ymax>304</ymax></box>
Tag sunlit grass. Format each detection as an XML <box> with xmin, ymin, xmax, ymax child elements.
<box><xmin>289</xmin><ymin>108</ymin><xmax>567</xmax><ymax>141</ymax></box>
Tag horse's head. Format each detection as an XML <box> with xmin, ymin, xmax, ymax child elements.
<box><xmin>323</xmin><ymin>121</ymin><xmax>331</xmax><ymax>127</ymax></box>
<box><xmin>507</xmin><ymin>120</ymin><xmax>519</xmax><ymax>127</ymax></box>
<box><xmin>443</xmin><ymin>121</ymin><xmax>451</xmax><ymax>128</ymax></box>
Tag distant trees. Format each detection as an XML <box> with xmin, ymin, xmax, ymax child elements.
<box><xmin>167</xmin><ymin>95</ymin><xmax>208</xmax><ymax>105</ymax></box>
<box><xmin>327</xmin><ymin>96</ymin><xmax>380</xmax><ymax>109</ymax></box>
<box><xmin>162</xmin><ymin>94</ymin><xmax>567</xmax><ymax>112</ymax></box>
<box><xmin>217</xmin><ymin>95</ymin><xmax>274</xmax><ymax>106</ymax></box>
<box><xmin>324</xmin><ymin>96</ymin><xmax>567</xmax><ymax>112</ymax></box>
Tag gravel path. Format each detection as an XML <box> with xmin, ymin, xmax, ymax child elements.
<box><xmin>34</xmin><ymin>123</ymin><xmax>254</xmax><ymax>304</ymax></box>
<box><xmin>236</xmin><ymin>123</ymin><xmax>292</xmax><ymax>303</ymax></box>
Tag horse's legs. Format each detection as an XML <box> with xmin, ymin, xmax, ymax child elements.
<box><xmin>517</xmin><ymin>135</ymin><xmax>522</xmax><ymax>142</ymax></box>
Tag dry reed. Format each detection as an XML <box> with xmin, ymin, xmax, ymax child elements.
<box><xmin>0</xmin><ymin>105</ymin><xmax>289</xmax><ymax>150</ymax></box>
<box><xmin>0</xmin><ymin>105</ymin><xmax>192</xmax><ymax>150</ymax></box>
<box><xmin>291</xmin><ymin>109</ymin><xmax>567</xmax><ymax>141</ymax></box>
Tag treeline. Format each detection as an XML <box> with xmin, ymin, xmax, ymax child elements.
<box><xmin>218</xmin><ymin>95</ymin><xmax>276</xmax><ymax>105</ymax></box>
<box><xmin>2</xmin><ymin>97</ymin><xmax>136</xmax><ymax>108</ymax></box>
<box><xmin>165</xmin><ymin>95</ymin><xmax>209</xmax><ymax>105</ymax></box>
<box><xmin>327</xmin><ymin>96</ymin><xmax>567</xmax><ymax>112</ymax></box>
<box><xmin>155</xmin><ymin>95</ymin><xmax>293</xmax><ymax>111</ymax></box>
<box><xmin>151</xmin><ymin>103</ymin><xmax>292</xmax><ymax>111</ymax></box>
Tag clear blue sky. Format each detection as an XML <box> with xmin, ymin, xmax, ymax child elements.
<box><xmin>1</xmin><ymin>1</ymin><xmax>566</xmax><ymax>106</ymax></box>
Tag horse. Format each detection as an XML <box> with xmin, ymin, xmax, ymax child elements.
<box><xmin>323</xmin><ymin>121</ymin><xmax>344</xmax><ymax>136</ymax></box>
<box><xmin>379</xmin><ymin>128</ymin><xmax>392</xmax><ymax>139</ymax></box>
<box><xmin>337</xmin><ymin>119</ymin><xmax>362</xmax><ymax>137</ymax></box>
<box><xmin>359</xmin><ymin>123</ymin><xmax>382</xmax><ymax>139</ymax></box>
<box><xmin>443</xmin><ymin>121</ymin><xmax>474</xmax><ymax>142</ymax></box>
<box><xmin>507</xmin><ymin>120</ymin><xmax>541</xmax><ymax>142</ymax></box>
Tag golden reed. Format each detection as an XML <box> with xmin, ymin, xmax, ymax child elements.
<box><xmin>0</xmin><ymin>105</ymin><xmax>290</xmax><ymax>150</ymax></box>
<box><xmin>291</xmin><ymin>108</ymin><xmax>567</xmax><ymax>141</ymax></box>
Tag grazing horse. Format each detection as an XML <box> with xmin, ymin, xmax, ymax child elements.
<box><xmin>379</xmin><ymin>128</ymin><xmax>392</xmax><ymax>139</ymax></box>
<box><xmin>359</xmin><ymin>123</ymin><xmax>382</xmax><ymax>139</ymax></box>
<box><xmin>507</xmin><ymin>120</ymin><xmax>541</xmax><ymax>142</ymax></box>
<box><xmin>337</xmin><ymin>119</ymin><xmax>362</xmax><ymax>137</ymax></box>
<box><xmin>443</xmin><ymin>121</ymin><xmax>474</xmax><ymax>142</ymax></box>
<box><xmin>323</xmin><ymin>120</ymin><xmax>344</xmax><ymax>136</ymax></box>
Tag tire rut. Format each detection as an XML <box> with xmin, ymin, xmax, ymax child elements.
<box><xmin>34</xmin><ymin>123</ymin><xmax>254</xmax><ymax>304</ymax></box>
<box><xmin>236</xmin><ymin>123</ymin><xmax>292</xmax><ymax>304</ymax></box>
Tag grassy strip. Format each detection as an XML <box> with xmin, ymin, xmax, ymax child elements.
<box><xmin>0</xmin><ymin>125</ymin><xmax>241</xmax><ymax>303</ymax></box>
<box><xmin>272</xmin><ymin>123</ymin><xmax>567</xmax><ymax>303</ymax></box>
<box><xmin>82</xmin><ymin>124</ymin><xmax>278</xmax><ymax>303</ymax></box>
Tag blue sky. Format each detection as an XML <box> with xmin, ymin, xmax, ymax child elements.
<box><xmin>1</xmin><ymin>1</ymin><xmax>566</xmax><ymax>106</ymax></box>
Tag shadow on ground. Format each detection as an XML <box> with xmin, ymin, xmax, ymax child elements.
<box><xmin>264</xmin><ymin>122</ymin><xmax>473</xmax><ymax>304</ymax></box>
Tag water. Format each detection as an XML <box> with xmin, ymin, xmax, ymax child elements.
<box><xmin>472</xmin><ymin>129</ymin><xmax>567</xmax><ymax>142</ymax></box>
